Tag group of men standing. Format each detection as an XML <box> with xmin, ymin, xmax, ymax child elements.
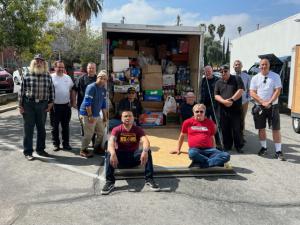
<box><xmin>198</xmin><ymin>59</ymin><xmax>284</xmax><ymax>160</ymax></box>
<box><xmin>18</xmin><ymin>54</ymin><xmax>285</xmax><ymax>195</ymax></box>
<box><xmin>19</xmin><ymin>55</ymin><xmax>107</xmax><ymax>160</ymax></box>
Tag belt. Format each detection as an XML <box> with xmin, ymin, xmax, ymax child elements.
<box><xmin>25</xmin><ymin>97</ymin><xmax>47</xmax><ymax>103</ymax></box>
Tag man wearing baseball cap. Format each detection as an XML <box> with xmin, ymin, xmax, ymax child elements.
<box><xmin>79</xmin><ymin>70</ymin><xmax>108</xmax><ymax>158</ymax></box>
<box><xmin>116</xmin><ymin>87</ymin><xmax>143</xmax><ymax>126</ymax></box>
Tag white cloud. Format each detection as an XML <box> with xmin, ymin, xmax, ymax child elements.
<box><xmin>96</xmin><ymin>0</ymin><xmax>253</xmax><ymax>41</ymax></box>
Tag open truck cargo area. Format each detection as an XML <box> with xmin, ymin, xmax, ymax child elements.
<box><xmin>102</xmin><ymin>23</ymin><xmax>204</xmax><ymax>128</ymax></box>
<box><xmin>101</xmin><ymin>23</ymin><xmax>209</xmax><ymax>172</ymax></box>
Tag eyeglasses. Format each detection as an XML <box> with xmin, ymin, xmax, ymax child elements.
<box><xmin>194</xmin><ymin>110</ymin><xmax>205</xmax><ymax>114</ymax></box>
<box><xmin>263</xmin><ymin>76</ymin><xmax>268</xmax><ymax>84</ymax></box>
<box><xmin>220</xmin><ymin>70</ymin><xmax>228</xmax><ymax>74</ymax></box>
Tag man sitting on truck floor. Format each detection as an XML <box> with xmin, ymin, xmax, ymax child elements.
<box><xmin>180</xmin><ymin>92</ymin><xmax>196</xmax><ymax>122</ymax></box>
<box><xmin>109</xmin><ymin>87</ymin><xmax>143</xmax><ymax>131</ymax></box>
<box><xmin>250</xmin><ymin>58</ymin><xmax>285</xmax><ymax>161</ymax></box>
<box><xmin>170</xmin><ymin>104</ymin><xmax>230</xmax><ymax>168</ymax></box>
<box><xmin>101</xmin><ymin>110</ymin><xmax>160</xmax><ymax>195</ymax></box>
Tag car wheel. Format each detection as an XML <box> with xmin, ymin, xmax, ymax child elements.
<box><xmin>292</xmin><ymin>117</ymin><xmax>300</xmax><ymax>134</ymax></box>
<box><xmin>13</xmin><ymin>77</ymin><xmax>20</xmax><ymax>85</ymax></box>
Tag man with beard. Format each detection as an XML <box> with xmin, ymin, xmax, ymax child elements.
<box><xmin>19</xmin><ymin>54</ymin><xmax>55</xmax><ymax>160</ymax></box>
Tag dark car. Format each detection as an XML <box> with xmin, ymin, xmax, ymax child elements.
<box><xmin>0</xmin><ymin>66</ymin><xmax>14</xmax><ymax>93</ymax></box>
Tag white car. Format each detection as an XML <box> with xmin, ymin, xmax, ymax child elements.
<box><xmin>13</xmin><ymin>67</ymin><xmax>29</xmax><ymax>85</ymax></box>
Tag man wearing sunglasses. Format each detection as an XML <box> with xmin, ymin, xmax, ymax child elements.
<box><xmin>171</xmin><ymin>104</ymin><xmax>230</xmax><ymax>168</ymax></box>
<box><xmin>214</xmin><ymin>65</ymin><xmax>245</xmax><ymax>153</ymax></box>
<box><xmin>250</xmin><ymin>58</ymin><xmax>285</xmax><ymax>160</ymax></box>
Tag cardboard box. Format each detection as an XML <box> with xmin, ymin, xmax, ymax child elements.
<box><xmin>142</xmin><ymin>64</ymin><xmax>162</xmax><ymax>74</ymax></box>
<box><xmin>114</xmin><ymin>84</ymin><xmax>140</xmax><ymax>93</ymax></box>
<box><xmin>163</xmin><ymin>74</ymin><xmax>175</xmax><ymax>86</ymax></box>
<box><xmin>113</xmin><ymin>48</ymin><xmax>138</xmax><ymax>58</ymax></box>
<box><xmin>112</xmin><ymin>57</ymin><xmax>129</xmax><ymax>72</ymax></box>
<box><xmin>171</xmin><ymin>54</ymin><xmax>188</xmax><ymax>61</ymax></box>
<box><xmin>139</xmin><ymin>112</ymin><xmax>163</xmax><ymax>126</ymax></box>
<box><xmin>142</xmin><ymin>75</ymin><xmax>162</xmax><ymax>90</ymax></box>
<box><xmin>113</xmin><ymin>93</ymin><xmax>126</xmax><ymax>103</ymax></box>
<box><xmin>141</xmin><ymin>101</ymin><xmax>164</xmax><ymax>110</ymax></box>
<box><xmin>139</xmin><ymin>46</ymin><xmax>155</xmax><ymax>56</ymax></box>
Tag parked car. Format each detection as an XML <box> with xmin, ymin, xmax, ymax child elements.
<box><xmin>13</xmin><ymin>67</ymin><xmax>29</xmax><ymax>85</ymax></box>
<box><xmin>0</xmin><ymin>66</ymin><xmax>14</xmax><ymax>93</ymax></box>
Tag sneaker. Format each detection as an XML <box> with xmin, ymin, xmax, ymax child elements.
<box><xmin>258</xmin><ymin>147</ymin><xmax>267</xmax><ymax>156</ymax></box>
<box><xmin>275</xmin><ymin>151</ymin><xmax>286</xmax><ymax>161</ymax></box>
<box><xmin>224</xmin><ymin>162</ymin><xmax>232</xmax><ymax>169</ymax></box>
<box><xmin>37</xmin><ymin>151</ymin><xmax>50</xmax><ymax>157</ymax></box>
<box><xmin>53</xmin><ymin>146</ymin><xmax>61</xmax><ymax>152</ymax></box>
<box><xmin>145</xmin><ymin>178</ymin><xmax>160</xmax><ymax>191</ymax></box>
<box><xmin>25</xmin><ymin>155</ymin><xmax>35</xmax><ymax>161</ymax></box>
<box><xmin>80</xmin><ymin>149</ymin><xmax>93</xmax><ymax>158</ymax></box>
<box><xmin>63</xmin><ymin>145</ymin><xmax>72</xmax><ymax>151</ymax></box>
<box><xmin>101</xmin><ymin>181</ymin><xmax>115</xmax><ymax>195</ymax></box>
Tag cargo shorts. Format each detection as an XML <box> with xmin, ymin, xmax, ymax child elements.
<box><xmin>253</xmin><ymin>104</ymin><xmax>280</xmax><ymax>130</ymax></box>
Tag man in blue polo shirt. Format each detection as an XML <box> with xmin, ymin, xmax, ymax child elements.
<box><xmin>79</xmin><ymin>70</ymin><xmax>107</xmax><ymax>158</ymax></box>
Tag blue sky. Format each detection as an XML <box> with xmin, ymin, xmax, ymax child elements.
<box><xmin>90</xmin><ymin>0</ymin><xmax>300</xmax><ymax>40</ymax></box>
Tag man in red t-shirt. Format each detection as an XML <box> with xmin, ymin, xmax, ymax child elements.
<box><xmin>171</xmin><ymin>104</ymin><xmax>230</xmax><ymax>168</ymax></box>
<box><xmin>101</xmin><ymin>110</ymin><xmax>160</xmax><ymax>195</ymax></box>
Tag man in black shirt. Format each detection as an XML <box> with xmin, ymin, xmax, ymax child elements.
<box><xmin>73</xmin><ymin>62</ymin><xmax>98</xmax><ymax>147</ymax></box>
<box><xmin>214</xmin><ymin>65</ymin><xmax>245</xmax><ymax>153</ymax></box>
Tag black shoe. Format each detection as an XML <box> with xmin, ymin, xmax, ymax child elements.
<box><xmin>63</xmin><ymin>145</ymin><xmax>72</xmax><ymax>151</ymax></box>
<box><xmin>37</xmin><ymin>151</ymin><xmax>50</xmax><ymax>157</ymax></box>
<box><xmin>145</xmin><ymin>178</ymin><xmax>160</xmax><ymax>191</ymax></box>
<box><xmin>275</xmin><ymin>151</ymin><xmax>286</xmax><ymax>161</ymax></box>
<box><xmin>101</xmin><ymin>181</ymin><xmax>115</xmax><ymax>195</ymax></box>
<box><xmin>53</xmin><ymin>146</ymin><xmax>61</xmax><ymax>152</ymax></box>
<box><xmin>258</xmin><ymin>147</ymin><xmax>267</xmax><ymax>156</ymax></box>
<box><xmin>25</xmin><ymin>155</ymin><xmax>35</xmax><ymax>161</ymax></box>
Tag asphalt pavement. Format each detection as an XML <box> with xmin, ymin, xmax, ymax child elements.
<box><xmin>0</xmin><ymin>105</ymin><xmax>300</xmax><ymax>225</ymax></box>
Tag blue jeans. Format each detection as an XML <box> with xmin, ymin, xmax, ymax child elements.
<box><xmin>188</xmin><ymin>147</ymin><xmax>230</xmax><ymax>168</ymax></box>
<box><xmin>22</xmin><ymin>100</ymin><xmax>48</xmax><ymax>155</ymax></box>
<box><xmin>105</xmin><ymin>149</ymin><xmax>154</xmax><ymax>183</ymax></box>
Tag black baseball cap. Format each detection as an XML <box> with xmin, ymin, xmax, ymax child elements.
<box><xmin>220</xmin><ymin>64</ymin><xmax>229</xmax><ymax>70</ymax></box>
<box><xmin>127</xmin><ymin>87</ymin><xmax>136</xmax><ymax>93</ymax></box>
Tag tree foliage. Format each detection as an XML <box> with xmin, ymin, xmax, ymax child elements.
<box><xmin>216</xmin><ymin>24</ymin><xmax>225</xmax><ymax>40</ymax></box>
<box><xmin>59</xmin><ymin>0</ymin><xmax>103</xmax><ymax>31</ymax></box>
<box><xmin>237</xmin><ymin>26</ymin><xmax>242</xmax><ymax>36</ymax></box>
<box><xmin>208</xmin><ymin>24</ymin><xmax>216</xmax><ymax>39</ymax></box>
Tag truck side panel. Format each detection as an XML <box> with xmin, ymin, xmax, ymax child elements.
<box><xmin>292</xmin><ymin>45</ymin><xmax>300</xmax><ymax>114</ymax></box>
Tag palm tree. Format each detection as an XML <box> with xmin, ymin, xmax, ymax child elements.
<box><xmin>237</xmin><ymin>26</ymin><xmax>242</xmax><ymax>36</ymax></box>
<box><xmin>208</xmin><ymin>24</ymin><xmax>216</xmax><ymax>39</ymax></box>
<box><xmin>216</xmin><ymin>24</ymin><xmax>225</xmax><ymax>40</ymax></box>
<box><xmin>60</xmin><ymin>0</ymin><xmax>103</xmax><ymax>31</ymax></box>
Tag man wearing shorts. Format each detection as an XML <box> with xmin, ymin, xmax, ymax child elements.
<box><xmin>250</xmin><ymin>58</ymin><xmax>285</xmax><ymax>160</ymax></box>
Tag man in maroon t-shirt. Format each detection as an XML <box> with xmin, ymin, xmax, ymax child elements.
<box><xmin>171</xmin><ymin>104</ymin><xmax>230</xmax><ymax>168</ymax></box>
<box><xmin>101</xmin><ymin>110</ymin><xmax>160</xmax><ymax>195</ymax></box>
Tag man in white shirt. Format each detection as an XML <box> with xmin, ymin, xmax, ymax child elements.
<box><xmin>250</xmin><ymin>58</ymin><xmax>285</xmax><ymax>160</ymax></box>
<box><xmin>232</xmin><ymin>60</ymin><xmax>251</xmax><ymax>143</ymax></box>
<box><xmin>50</xmin><ymin>60</ymin><xmax>74</xmax><ymax>151</ymax></box>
